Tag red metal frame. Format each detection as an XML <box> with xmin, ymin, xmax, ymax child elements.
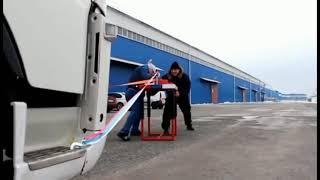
<box><xmin>140</xmin><ymin>116</ymin><xmax>177</xmax><ymax>141</ymax></box>
<box><xmin>140</xmin><ymin>82</ymin><xmax>177</xmax><ymax>141</ymax></box>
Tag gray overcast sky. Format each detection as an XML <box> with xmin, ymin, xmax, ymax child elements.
<box><xmin>107</xmin><ymin>0</ymin><xmax>317</xmax><ymax>96</ymax></box>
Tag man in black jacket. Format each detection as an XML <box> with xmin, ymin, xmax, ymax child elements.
<box><xmin>162</xmin><ymin>61</ymin><xmax>194</xmax><ymax>133</ymax></box>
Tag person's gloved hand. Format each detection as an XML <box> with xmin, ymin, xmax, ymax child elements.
<box><xmin>155</xmin><ymin>70</ymin><xmax>160</xmax><ymax>77</ymax></box>
<box><xmin>147</xmin><ymin>60</ymin><xmax>157</xmax><ymax>75</ymax></box>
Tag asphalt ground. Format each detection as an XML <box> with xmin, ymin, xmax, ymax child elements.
<box><xmin>72</xmin><ymin>102</ymin><xmax>317</xmax><ymax>180</ymax></box>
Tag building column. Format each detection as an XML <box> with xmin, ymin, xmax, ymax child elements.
<box><xmin>188</xmin><ymin>59</ymin><xmax>192</xmax><ymax>104</ymax></box>
<box><xmin>233</xmin><ymin>73</ymin><xmax>236</xmax><ymax>102</ymax></box>
<box><xmin>249</xmin><ymin>81</ymin><xmax>252</xmax><ymax>102</ymax></box>
<box><xmin>188</xmin><ymin>45</ymin><xmax>192</xmax><ymax>104</ymax></box>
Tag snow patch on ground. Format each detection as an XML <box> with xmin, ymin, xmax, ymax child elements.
<box><xmin>249</xmin><ymin>108</ymin><xmax>273</xmax><ymax>112</ymax></box>
<box><xmin>242</xmin><ymin>116</ymin><xmax>259</xmax><ymax>119</ymax></box>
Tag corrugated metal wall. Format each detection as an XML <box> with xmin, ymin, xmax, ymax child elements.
<box><xmin>109</xmin><ymin>36</ymin><xmax>280</xmax><ymax>103</ymax></box>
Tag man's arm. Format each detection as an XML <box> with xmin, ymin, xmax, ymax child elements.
<box><xmin>186</xmin><ymin>74</ymin><xmax>191</xmax><ymax>92</ymax></box>
<box><xmin>179</xmin><ymin>73</ymin><xmax>191</xmax><ymax>96</ymax></box>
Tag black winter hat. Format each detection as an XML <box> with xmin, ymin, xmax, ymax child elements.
<box><xmin>170</xmin><ymin>61</ymin><xmax>181</xmax><ymax>70</ymax></box>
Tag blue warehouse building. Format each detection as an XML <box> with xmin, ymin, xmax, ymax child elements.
<box><xmin>106</xmin><ymin>6</ymin><xmax>281</xmax><ymax>104</ymax></box>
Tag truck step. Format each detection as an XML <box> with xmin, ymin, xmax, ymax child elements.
<box><xmin>24</xmin><ymin>146</ymin><xmax>86</xmax><ymax>170</ymax></box>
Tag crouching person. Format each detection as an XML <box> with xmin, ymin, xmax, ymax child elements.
<box><xmin>117</xmin><ymin>61</ymin><xmax>157</xmax><ymax>141</ymax></box>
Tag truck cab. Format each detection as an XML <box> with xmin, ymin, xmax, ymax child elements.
<box><xmin>2</xmin><ymin>0</ymin><xmax>116</xmax><ymax>179</ymax></box>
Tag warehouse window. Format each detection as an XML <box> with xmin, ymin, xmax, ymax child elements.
<box><xmin>118</xmin><ymin>27</ymin><xmax>123</xmax><ymax>35</ymax></box>
<box><xmin>128</xmin><ymin>31</ymin><xmax>133</xmax><ymax>39</ymax></box>
<box><xmin>194</xmin><ymin>58</ymin><xmax>198</xmax><ymax>63</ymax></box>
<box><xmin>140</xmin><ymin>35</ymin><xmax>145</xmax><ymax>42</ymax></box>
<box><xmin>182</xmin><ymin>52</ymin><xmax>188</xmax><ymax>59</ymax></box>
<box><xmin>160</xmin><ymin>43</ymin><xmax>164</xmax><ymax>50</ymax></box>
<box><xmin>153</xmin><ymin>41</ymin><xmax>157</xmax><ymax>48</ymax></box>
<box><xmin>147</xmin><ymin>38</ymin><xmax>152</xmax><ymax>45</ymax></box>
<box><xmin>133</xmin><ymin>32</ymin><xmax>137</xmax><ymax>40</ymax></box>
<box><xmin>137</xmin><ymin>34</ymin><xmax>142</xmax><ymax>42</ymax></box>
<box><xmin>142</xmin><ymin>36</ymin><xmax>146</xmax><ymax>42</ymax></box>
<box><xmin>144</xmin><ymin>37</ymin><xmax>148</xmax><ymax>44</ymax></box>
<box><xmin>150</xmin><ymin>40</ymin><xmax>153</xmax><ymax>47</ymax></box>
<box><xmin>170</xmin><ymin>47</ymin><xmax>174</xmax><ymax>53</ymax></box>
<box><xmin>154</xmin><ymin>41</ymin><xmax>158</xmax><ymax>48</ymax></box>
<box><xmin>115</xmin><ymin>26</ymin><xmax>243</xmax><ymax>80</ymax></box>
<box><xmin>181</xmin><ymin>52</ymin><xmax>185</xmax><ymax>58</ymax></box>
<box><xmin>123</xmin><ymin>29</ymin><xmax>128</xmax><ymax>37</ymax></box>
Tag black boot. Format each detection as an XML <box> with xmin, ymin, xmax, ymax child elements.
<box><xmin>161</xmin><ymin>130</ymin><xmax>170</xmax><ymax>136</ymax></box>
<box><xmin>117</xmin><ymin>132</ymin><xmax>130</xmax><ymax>141</ymax></box>
<box><xmin>186</xmin><ymin>125</ymin><xmax>195</xmax><ymax>131</ymax></box>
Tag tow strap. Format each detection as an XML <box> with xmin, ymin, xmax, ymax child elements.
<box><xmin>70</xmin><ymin>74</ymin><xmax>157</xmax><ymax>149</ymax></box>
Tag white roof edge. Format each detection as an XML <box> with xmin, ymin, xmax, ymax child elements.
<box><xmin>106</xmin><ymin>6</ymin><xmax>265</xmax><ymax>85</ymax></box>
<box><xmin>200</xmin><ymin>77</ymin><xmax>221</xmax><ymax>84</ymax></box>
<box><xmin>111</xmin><ymin>57</ymin><xmax>163</xmax><ymax>71</ymax></box>
<box><xmin>237</xmin><ymin>85</ymin><xmax>248</xmax><ymax>90</ymax></box>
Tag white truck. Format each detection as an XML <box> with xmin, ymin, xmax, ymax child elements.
<box><xmin>2</xmin><ymin>0</ymin><xmax>116</xmax><ymax>179</ymax></box>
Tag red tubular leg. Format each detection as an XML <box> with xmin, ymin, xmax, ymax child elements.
<box><xmin>141</xmin><ymin>118</ymin><xmax>144</xmax><ymax>139</ymax></box>
<box><xmin>148</xmin><ymin>116</ymin><xmax>151</xmax><ymax>136</ymax></box>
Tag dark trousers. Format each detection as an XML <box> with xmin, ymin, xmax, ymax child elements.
<box><xmin>120</xmin><ymin>88</ymin><xmax>144</xmax><ymax>134</ymax></box>
<box><xmin>162</xmin><ymin>92</ymin><xmax>192</xmax><ymax>131</ymax></box>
